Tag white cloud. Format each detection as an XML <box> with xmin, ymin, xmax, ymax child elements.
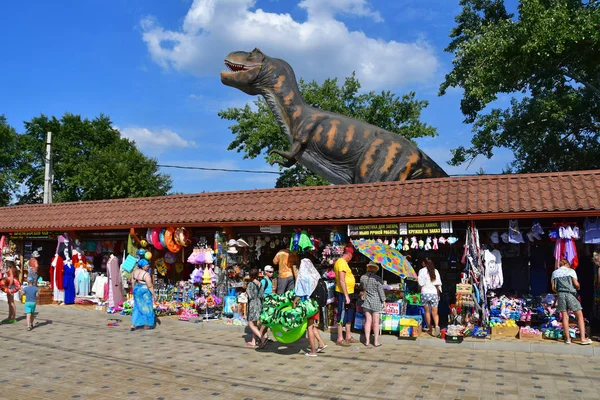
<box><xmin>140</xmin><ymin>0</ymin><xmax>438</xmax><ymax>90</ymax></box>
<box><xmin>117</xmin><ymin>126</ymin><xmax>197</xmax><ymax>154</ymax></box>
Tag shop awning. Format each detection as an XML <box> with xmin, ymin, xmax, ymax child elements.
<box><xmin>0</xmin><ymin>169</ymin><xmax>599</xmax><ymax>232</ymax></box>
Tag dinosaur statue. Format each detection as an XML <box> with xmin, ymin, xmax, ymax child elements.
<box><xmin>220</xmin><ymin>48</ymin><xmax>448</xmax><ymax>184</ymax></box>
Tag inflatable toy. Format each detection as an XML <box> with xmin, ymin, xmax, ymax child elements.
<box><xmin>140</xmin><ymin>239</ymin><xmax>148</xmax><ymax>248</ymax></box>
<box><xmin>155</xmin><ymin>258</ymin><xmax>167</xmax><ymax>276</ymax></box>
<box><xmin>146</xmin><ymin>229</ymin><xmax>154</xmax><ymax>246</ymax></box>
<box><xmin>259</xmin><ymin>290</ymin><xmax>317</xmax><ymax>344</ymax></box>
<box><xmin>144</xmin><ymin>251</ymin><xmax>152</xmax><ymax>260</ymax></box>
<box><xmin>0</xmin><ymin>277</ymin><xmax>21</xmax><ymax>295</ymax></box>
<box><xmin>152</xmin><ymin>228</ymin><xmax>164</xmax><ymax>250</ymax></box>
<box><xmin>174</xmin><ymin>227</ymin><xmax>191</xmax><ymax>247</ymax></box>
<box><xmin>270</xmin><ymin>308</ymin><xmax>308</xmax><ymax>344</ymax></box>
<box><xmin>137</xmin><ymin>249</ymin><xmax>146</xmax><ymax>256</ymax></box>
<box><xmin>159</xmin><ymin>229</ymin><xmax>167</xmax><ymax>248</ymax></box>
<box><xmin>165</xmin><ymin>227</ymin><xmax>182</xmax><ymax>253</ymax></box>
<box><xmin>164</xmin><ymin>251</ymin><xmax>177</xmax><ymax>264</ymax></box>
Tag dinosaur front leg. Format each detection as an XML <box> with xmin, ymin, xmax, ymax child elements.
<box><xmin>269</xmin><ymin>142</ymin><xmax>303</xmax><ymax>168</ymax></box>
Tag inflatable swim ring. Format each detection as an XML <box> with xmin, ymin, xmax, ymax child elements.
<box><xmin>146</xmin><ymin>228</ymin><xmax>154</xmax><ymax>246</ymax></box>
<box><xmin>152</xmin><ymin>228</ymin><xmax>164</xmax><ymax>250</ymax></box>
<box><xmin>159</xmin><ymin>229</ymin><xmax>167</xmax><ymax>248</ymax></box>
<box><xmin>0</xmin><ymin>277</ymin><xmax>21</xmax><ymax>295</ymax></box>
<box><xmin>270</xmin><ymin>307</ymin><xmax>308</xmax><ymax>344</ymax></box>
<box><xmin>165</xmin><ymin>227</ymin><xmax>182</xmax><ymax>253</ymax></box>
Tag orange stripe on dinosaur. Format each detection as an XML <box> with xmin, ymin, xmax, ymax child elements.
<box><xmin>313</xmin><ymin>125</ymin><xmax>323</xmax><ymax>143</ymax></box>
<box><xmin>283</xmin><ymin>91</ymin><xmax>294</xmax><ymax>105</ymax></box>
<box><xmin>399</xmin><ymin>153</ymin><xmax>420</xmax><ymax>181</ymax></box>
<box><xmin>274</xmin><ymin>75</ymin><xmax>285</xmax><ymax>92</ymax></box>
<box><xmin>325</xmin><ymin>120</ymin><xmax>340</xmax><ymax>150</ymax></box>
<box><xmin>380</xmin><ymin>142</ymin><xmax>402</xmax><ymax>173</ymax></box>
<box><xmin>360</xmin><ymin>138</ymin><xmax>384</xmax><ymax>178</ymax></box>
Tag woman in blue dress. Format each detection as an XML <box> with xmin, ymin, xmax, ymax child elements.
<box><xmin>131</xmin><ymin>261</ymin><xmax>156</xmax><ymax>330</ymax></box>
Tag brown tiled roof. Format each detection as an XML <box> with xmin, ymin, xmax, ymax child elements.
<box><xmin>1</xmin><ymin>170</ymin><xmax>599</xmax><ymax>232</ymax></box>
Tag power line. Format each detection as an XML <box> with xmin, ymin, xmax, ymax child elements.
<box><xmin>156</xmin><ymin>164</ymin><xmax>282</xmax><ymax>175</ymax></box>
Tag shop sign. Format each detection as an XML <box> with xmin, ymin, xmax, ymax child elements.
<box><xmin>398</xmin><ymin>221</ymin><xmax>453</xmax><ymax>235</ymax></box>
<box><xmin>383</xmin><ymin>302</ymin><xmax>400</xmax><ymax>315</ymax></box>
<box><xmin>8</xmin><ymin>231</ymin><xmax>57</xmax><ymax>240</ymax></box>
<box><xmin>348</xmin><ymin>224</ymin><xmax>399</xmax><ymax>237</ymax></box>
<box><xmin>260</xmin><ymin>225</ymin><xmax>281</xmax><ymax>234</ymax></box>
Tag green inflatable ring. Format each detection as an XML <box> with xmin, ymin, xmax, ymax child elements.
<box><xmin>270</xmin><ymin>306</ymin><xmax>308</xmax><ymax>344</ymax></box>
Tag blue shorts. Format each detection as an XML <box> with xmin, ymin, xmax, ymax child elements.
<box><xmin>24</xmin><ymin>302</ymin><xmax>36</xmax><ymax>314</ymax></box>
<box><xmin>336</xmin><ymin>292</ymin><xmax>355</xmax><ymax>325</ymax></box>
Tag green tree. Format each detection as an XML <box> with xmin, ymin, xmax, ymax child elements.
<box><xmin>219</xmin><ymin>73</ymin><xmax>437</xmax><ymax>187</ymax></box>
<box><xmin>0</xmin><ymin>115</ymin><xmax>19</xmax><ymax>206</ymax></box>
<box><xmin>440</xmin><ymin>0</ymin><xmax>600</xmax><ymax>172</ymax></box>
<box><xmin>15</xmin><ymin>113</ymin><xmax>172</xmax><ymax>204</ymax></box>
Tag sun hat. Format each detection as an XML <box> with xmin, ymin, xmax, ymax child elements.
<box><xmin>31</xmin><ymin>251</ymin><xmax>40</xmax><ymax>258</ymax></box>
<box><xmin>227</xmin><ymin>239</ymin><xmax>238</xmax><ymax>247</ymax></box>
<box><xmin>501</xmin><ymin>232</ymin><xmax>509</xmax><ymax>243</ymax></box>
<box><xmin>366</xmin><ymin>261</ymin><xmax>379</xmax><ymax>272</ymax></box>
<box><xmin>264</xmin><ymin>265</ymin><xmax>274</xmax><ymax>272</ymax></box>
<box><xmin>237</xmin><ymin>239</ymin><xmax>249</xmax><ymax>247</ymax></box>
<box><xmin>227</xmin><ymin>246</ymin><xmax>238</xmax><ymax>254</ymax></box>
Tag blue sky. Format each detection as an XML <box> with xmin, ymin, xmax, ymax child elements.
<box><xmin>0</xmin><ymin>0</ymin><xmax>514</xmax><ymax>194</ymax></box>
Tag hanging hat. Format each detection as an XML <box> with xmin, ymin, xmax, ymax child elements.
<box><xmin>237</xmin><ymin>238</ymin><xmax>249</xmax><ymax>247</ymax></box>
<box><xmin>490</xmin><ymin>232</ymin><xmax>499</xmax><ymax>244</ymax></box>
<box><xmin>227</xmin><ymin>246</ymin><xmax>238</xmax><ymax>254</ymax></box>
<box><xmin>31</xmin><ymin>251</ymin><xmax>41</xmax><ymax>258</ymax></box>
<box><xmin>501</xmin><ymin>232</ymin><xmax>509</xmax><ymax>243</ymax></box>
<box><xmin>227</xmin><ymin>239</ymin><xmax>238</xmax><ymax>247</ymax></box>
<box><xmin>526</xmin><ymin>231</ymin><xmax>536</xmax><ymax>242</ymax></box>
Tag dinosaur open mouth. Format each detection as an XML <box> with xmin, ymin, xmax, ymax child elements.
<box><xmin>223</xmin><ymin>60</ymin><xmax>259</xmax><ymax>73</ymax></box>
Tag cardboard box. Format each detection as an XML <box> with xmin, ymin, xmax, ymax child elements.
<box><xmin>519</xmin><ymin>331</ymin><xmax>543</xmax><ymax>341</ymax></box>
<box><xmin>491</xmin><ymin>326</ymin><xmax>519</xmax><ymax>339</ymax></box>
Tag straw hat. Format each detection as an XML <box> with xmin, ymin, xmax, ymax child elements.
<box><xmin>366</xmin><ymin>261</ymin><xmax>379</xmax><ymax>272</ymax></box>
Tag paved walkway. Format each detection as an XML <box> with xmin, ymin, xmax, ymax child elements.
<box><xmin>1</xmin><ymin>303</ymin><xmax>599</xmax><ymax>400</ymax></box>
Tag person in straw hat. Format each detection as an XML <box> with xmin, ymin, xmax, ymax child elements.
<box><xmin>360</xmin><ymin>261</ymin><xmax>385</xmax><ymax>347</ymax></box>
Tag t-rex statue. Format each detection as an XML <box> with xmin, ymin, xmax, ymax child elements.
<box><xmin>220</xmin><ymin>48</ymin><xmax>448</xmax><ymax>184</ymax></box>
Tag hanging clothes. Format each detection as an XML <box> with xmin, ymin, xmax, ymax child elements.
<box><xmin>75</xmin><ymin>268</ymin><xmax>90</xmax><ymax>296</ymax></box>
<box><xmin>483</xmin><ymin>249</ymin><xmax>503</xmax><ymax>289</ymax></box>
<box><xmin>92</xmin><ymin>274</ymin><xmax>108</xmax><ymax>298</ymax></box>
<box><xmin>107</xmin><ymin>255</ymin><xmax>124</xmax><ymax>307</ymax></box>
<box><xmin>50</xmin><ymin>255</ymin><xmax>65</xmax><ymax>302</ymax></box>
<box><xmin>584</xmin><ymin>218</ymin><xmax>600</xmax><ymax>244</ymax></box>
<box><xmin>63</xmin><ymin>262</ymin><xmax>76</xmax><ymax>304</ymax></box>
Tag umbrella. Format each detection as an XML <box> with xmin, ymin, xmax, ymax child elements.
<box><xmin>351</xmin><ymin>239</ymin><xmax>417</xmax><ymax>280</ymax></box>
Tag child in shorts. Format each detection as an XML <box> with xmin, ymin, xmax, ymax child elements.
<box><xmin>21</xmin><ymin>278</ymin><xmax>39</xmax><ymax>331</ymax></box>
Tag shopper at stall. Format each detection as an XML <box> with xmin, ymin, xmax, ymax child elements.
<box><xmin>360</xmin><ymin>261</ymin><xmax>385</xmax><ymax>347</ymax></box>
<box><xmin>334</xmin><ymin>247</ymin><xmax>356</xmax><ymax>346</ymax></box>
<box><xmin>261</xmin><ymin>265</ymin><xmax>274</xmax><ymax>296</ymax></box>
<box><xmin>418</xmin><ymin>257</ymin><xmax>442</xmax><ymax>337</ymax></box>
<box><xmin>1</xmin><ymin>258</ymin><xmax>19</xmax><ymax>324</ymax></box>
<box><xmin>246</xmin><ymin>268</ymin><xmax>268</xmax><ymax>348</ymax></box>
<box><xmin>27</xmin><ymin>251</ymin><xmax>40</xmax><ymax>283</ymax></box>
<box><xmin>273</xmin><ymin>248</ymin><xmax>298</xmax><ymax>294</ymax></box>
<box><xmin>130</xmin><ymin>261</ymin><xmax>157</xmax><ymax>331</ymax></box>
<box><xmin>551</xmin><ymin>259</ymin><xmax>592</xmax><ymax>345</ymax></box>
<box><xmin>21</xmin><ymin>277</ymin><xmax>39</xmax><ymax>331</ymax></box>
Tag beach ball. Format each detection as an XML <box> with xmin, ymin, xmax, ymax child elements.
<box><xmin>144</xmin><ymin>251</ymin><xmax>152</xmax><ymax>260</ymax></box>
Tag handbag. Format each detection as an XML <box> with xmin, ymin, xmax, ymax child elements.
<box><xmin>121</xmin><ymin>255</ymin><xmax>137</xmax><ymax>273</ymax></box>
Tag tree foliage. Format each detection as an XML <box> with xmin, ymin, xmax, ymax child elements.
<box><xmin>14</xmin><ymin>113</ymin><xmax>172</xmax><ymax>204</ymax></box>
<box><xmin>219</xmin><ymin>73</ymin><xmax>437</xmax><ymax>187</ymax></box>
<box><xmin>440</xmin><ymin>0</ymin><xmax>600</xmax><ymax>172</ymax></box>
<box><xmin>0</xmin><ymin>115</ymin><xmax>19</xmax><ymax>206</ymax></box>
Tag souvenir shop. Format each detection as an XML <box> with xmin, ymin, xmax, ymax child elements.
<box><xmin>354</xmin><ymin>217</ymin><xmax>600</xmax><ymax>343</ymax></box>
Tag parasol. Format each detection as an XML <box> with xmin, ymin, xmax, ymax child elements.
<box><xmin>351</xmin><ymin>239</ymin><xmax>417</xmax><ymax>280</ymax></box>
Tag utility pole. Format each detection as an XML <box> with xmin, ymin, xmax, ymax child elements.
<box><xmin>43</xmin><ymin>131</ymin><xmax>53</xmax><ymax>204</ymax></box>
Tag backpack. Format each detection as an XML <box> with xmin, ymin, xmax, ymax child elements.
<box><xmin>310</xmin><ymin>279</ymin><xmax>328</xmax><ymax>308</ymax></box>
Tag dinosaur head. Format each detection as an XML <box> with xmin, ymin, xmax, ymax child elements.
<box><xmin>221</xmin><ymin>48</ymin><xmax>297</xmax><ymax>96</ymax></box>
<box><xmin>220</xmin><ymin>48</ymin><xmax>267</xmax><ymax>95</ymax></box>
